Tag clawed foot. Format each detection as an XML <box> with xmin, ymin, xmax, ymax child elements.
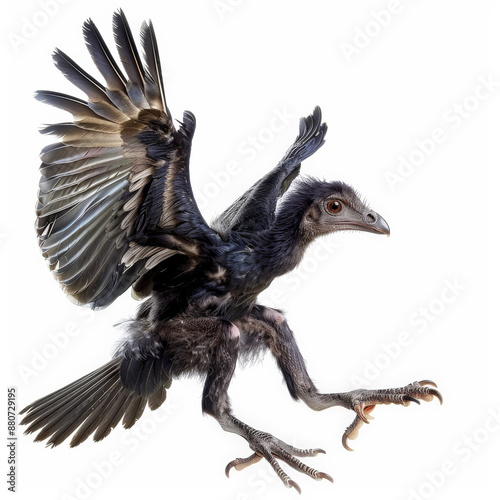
<box><xmin>225</xmin><ymin>432</ymin><xmax>333</xmax><ymax>494</ymax></box>
<box><xmin>222</xmin><ymin>380</ymin><xmax>442</xmax><ymax>491</ymax></box>
<box><xmin>342</xmin><ymin>380</ymin><xmax>443</xmax><ymax>451</ymax></box>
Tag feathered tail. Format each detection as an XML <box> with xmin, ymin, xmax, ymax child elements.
<box><xmin>20</xmin><ymin>348</ymin><xmax>172</xmax><ymax>447</ymax></box>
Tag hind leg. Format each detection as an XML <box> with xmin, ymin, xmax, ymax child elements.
<box><xmin>244</xmin><ymin>305</ymin><xmax>442</xmax><ymax>452</ymax></box>
<box><xmin>193</xmin><ymin>316</ymin><xmax>332</xmax><ymax>493</ymax></box>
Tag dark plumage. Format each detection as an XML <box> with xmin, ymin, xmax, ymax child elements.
<box><xmin>21</xmin><ymin>11</ymin><xmax>442</xmax><ymax>492</ymax></box>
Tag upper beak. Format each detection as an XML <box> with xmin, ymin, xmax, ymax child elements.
<box><xmin>358</xmin><ymin>211</ymin><xmax>391</xmax><ymax>236</ymax></box>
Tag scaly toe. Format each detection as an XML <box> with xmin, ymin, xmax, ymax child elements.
<box><xmin>340</xmin><ymin>380</ymin><xmax>443</xmax><ymax>452</ymax></box>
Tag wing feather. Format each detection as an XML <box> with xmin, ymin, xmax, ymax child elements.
<box><xmin>52</xmin><ymin>48</ymin><xmax>111</xmax><ymax>104</ymax></box>
<box><xmin>112</xmin><ymin>9</ymin><xmax>147</xmax><ymax>109</ymax></box>
<box><xmin>36</xmin><ymin>10</ymin><xmax>212</xmax><ymax>308</ymax></box>
<box><xmin>212</xmin><ymin>106</ymin><xmax>327</xmax><ymax>235</ymax></box>
<box><xmin>140</xmin><ymin>20</ymin><xmax>168</xmax><ymax>114</ymax></box>
<box><xmin>83</xmin><ymin>18</ymin><xmax>127</xmax><ymax>92</ymax></box>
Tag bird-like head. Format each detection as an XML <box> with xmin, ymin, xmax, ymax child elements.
<box><xmin>279</xmin><ymin>178</ymin><xmax>390</xmax><ymax>242</ymax></box>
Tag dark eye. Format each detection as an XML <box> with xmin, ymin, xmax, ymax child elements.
<box><xmin>327</xmin><ymin>200</ymin><xmax>342</xmax><ymax>214</ymax></box>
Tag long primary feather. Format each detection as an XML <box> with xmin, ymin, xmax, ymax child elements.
<box><xmin>52</xmin><ymin>48</ymin><xmax>110</xmax><ymax>103</ymax></box>
<box><xmin>140</xmin><ymin>20</ymin><xmax>168</xmax><ymax>115</ymax></box>
<box><xmin>83</xmin><ymin>19</ymin><xmax>127</xmax><ymax>92</ymax></box>
<box><xmin>112</xmin><ymin>9</ymin><xmax>145</xmax><ymax>89</ymax></box>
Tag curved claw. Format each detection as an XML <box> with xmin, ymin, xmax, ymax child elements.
<box><xmin>418</xmin><ymin>380</ymin><xmax>438</xmax><ymax>388</ymax></box>
<box><xmin>312</xmin><ymin>448</ymin><xmax>326</xmax><ymax>455</ymax></box>
<box><xmin>403</xmin><ymin>395</ymin><xmax>421</xmax><ymax>405</ymax></box>
<box><xmin>428</xmin><ymin>388</ymin><xmax>444</xmax><ymax>405</ymax></box>
<box><xmin>341</xmin><ymin>379</ymin><xmax>442</xmax><ymax>453</ymax></box>
<box><xmin>354</xmin><ymin>404</ymin><xmax>371</xmax><ymax>424</ymax></box>
<box><xmin>342</xmin><ymin>432</ymin><xmax>354</xmax><ymax>452</ymax></box>
<box><xmin>342</xmin><ymin>413</ymin><xmax>365</xmax><ymax>451</ymax></box>
<box><xmin>318</xmin><ymin>471</ymin><xmax>334</xmax><ymax>483</ymax></box>
<box><xmin>288</xmin><ymin>479</ymin><xmax>301</xmax><ymax>494</ymax></box>
<box><xmin>225</xmin><ymin>461</ymin><xmax>234</xmax><ymax>478</ymax></box>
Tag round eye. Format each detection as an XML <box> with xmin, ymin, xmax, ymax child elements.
<box><xmin>327</xmin><ymin>200</ymin><xmax>343</xmax><ymax>214</ymax></box>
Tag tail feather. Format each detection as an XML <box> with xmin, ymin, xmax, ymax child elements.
<box><xmin>122</xmin><ymin>396</ymin><xmax>147</xmax><ymax>430</ymax></box>
<box><xmin>78</xmin><ymin>380</ymin><xmax>131</xmax><ymax>444</ymax></box>
<box><xmin>92</xmin><ymin>390</ymin><xmax>133</xmax><ymax>442</ymax></box>
<box><xmin>22</xmin><ymin>361</ymin><xmax>120</xmax><ymax>445</ymax></box>
<box><xmin>20</xmin><ymin>360</ymin><xmax>118</xmax><ymax>426</ymax></box>
<box><xmin>40</xmin><ymin>378</ymin><xmax>121</xmax><ymax>447</ymax></box>
<box><xmin>70</xmin><ymin>392</ymin><xmax>134</xmax><ymax>447</ymax></box>
<box><xmin>148</xmin><ymin>386</ymin><xmax>167</xmax><ymax>411</ymax></box>
<box><xmin>21</xmin><ymin>357</ymin><xmax>171</xmax><ymax>448</ymax></box>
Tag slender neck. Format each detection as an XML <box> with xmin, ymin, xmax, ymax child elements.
<box><xmin>255</xmin><ymin>200</ymin><xmax>313</xmax><ymax>279</ymax></box>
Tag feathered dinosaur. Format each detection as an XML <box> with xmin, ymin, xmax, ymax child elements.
<box><xmin>21</xmin><ymin>10</ymin><xmax>442</xmax><ymax>493</ymax></box>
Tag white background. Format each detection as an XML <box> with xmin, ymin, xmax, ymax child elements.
<box><xmin>3</xmin><ymin>1</ymin><xmax>499</xmax><ymax>499</ymax></box>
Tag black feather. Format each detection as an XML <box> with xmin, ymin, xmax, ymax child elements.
<box><xmin>112</xmin><ymin>10</ymin><xmax>145</xmax><ymax>89</ymax></box>
<box><xmin>140</xmin><ymin>20</ymin><xmax>168</xmax><ymax>114</ymax></box>
<box><xmin>23</xmin><ymin>14</ymin><xmax>400</xmax><ymax>473</ymax></box>
<box><xmin>83</xmin><ymin>18</ymin><xmax>127</xmax><ymax>92</ymax></box>
<box><xmin>21</xmin><ymin>357</ymin><xmax>172</xmax><ymax>447</ymax></box>
<box><xmin>212</xmin><ymin>106</ymin><xmax>327</xmax><ymax>235</ymax></box>
<box><xmin>52</xmin><ymin>49</ymin><xmax>110</xmax><ymax>103</ymax></box>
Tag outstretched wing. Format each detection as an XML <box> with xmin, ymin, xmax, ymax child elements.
<box><xmin>36</xmin><ymin>10</ymin><xmax>211</xmax><ymax>309</ymax></box>
<box><xmin>212</xmin><ymin>106</ymin><xmax>327</xmax><ymax>237</ymax></box>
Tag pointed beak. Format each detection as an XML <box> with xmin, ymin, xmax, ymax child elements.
<box><xmin>360</xmin><ymin>211</ymin><xmax>390</xmax><ymax>236</ymax></box>
<box><xmin>331</xmin><ymin>208</ymin><xmax>391</xmax><ymax>236</ymax></box>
